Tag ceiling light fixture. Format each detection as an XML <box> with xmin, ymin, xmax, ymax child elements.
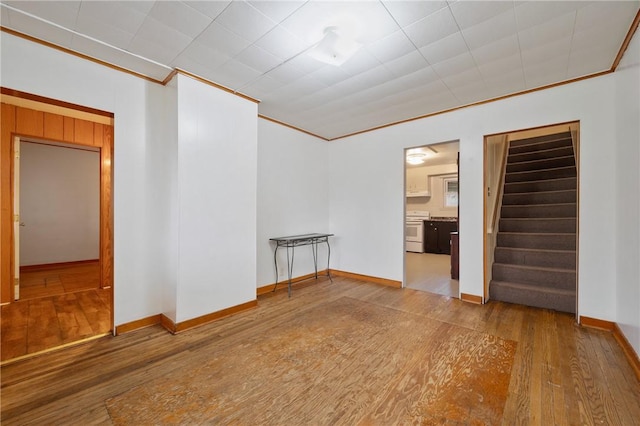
<box><xmin>406</xmin><ymin>152</ymin><xmax>428</xmax><ymax>165</ymax></box>
<box><xmin>307</xmin><ymin>26</ymin><xmax>361</xmax><ymax>66</ymax></box>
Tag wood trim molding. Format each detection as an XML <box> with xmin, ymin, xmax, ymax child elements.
<box><xmin>1</xmin><ymin>87</ymin><xmax>113</xmax><ymax>118</ymax></box>
<box><xmin>20</xmin><ymin>259</ymin><xmax>99</xmax><ymax>273</ymax></box>
<box><xmin>611</xmin><ymin>9</ymin><xmax>640</xmax><ymax>71</ymax></box>
<box><xmin>257</xmin><ymin>270</ymin><xmax>329</xmax><ymax>296</ymax></box>
<box><xmin>579</xmin><ymin>316</ymin><xmax>615</xmax><ymax>331</ymax></box>
<box><xmin>460</xmin><ymin>293</ymin><xmax>483</xmax><ymax>304</ymax></box>
<box><xmin>613</xmin><ymin>323</ymin><xmax>640</xmax><ymax>382</ymax></box>
<box><xmin>330</xmin><ymin>270</ymin><xmax>402</xmax><ymax>288</ymax></box>
<box><xmin>175</xmin><ymin>69</ymin><xmax>260</xmax><ymax>104</ymax></box>
<box><xmin>161</xmin><ymin>300</ymin><xmax>258</xmax><ymax>335</ymax></box>
<box><xmin>115</xmin><ymin>314</ymin><xmax>162</xmax><ymax>335</ymax></box>
<box><xmin>258</xmin><ymin>114</ymin><xmax>329</xmax><ymax>141</ymax></box>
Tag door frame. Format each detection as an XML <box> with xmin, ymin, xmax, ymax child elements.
<box><xmin>1</xmin><ymin>88</ymin><xmax>114</xmax><ymax>330</ymax></box>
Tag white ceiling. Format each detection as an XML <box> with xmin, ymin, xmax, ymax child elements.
<box><xmin>1</xmin><ymin>1</ymin><xmax>638</xmax><ymax>140</ymax></box>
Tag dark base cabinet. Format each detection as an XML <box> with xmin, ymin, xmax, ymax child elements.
<box><xmin>424</xmin><ymin>220</ymin><xmax>458</xmax><ymax>255</ymax></box>
<box><xmin>450</xmin><ymin>232</ymin><xmax>459</xmax><ymax>279</ymax></box>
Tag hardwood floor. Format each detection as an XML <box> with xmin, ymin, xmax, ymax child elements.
<box><xmin>1</xmin><ymin>262</ymin><xmax>111</xmax><ymax>362</ymax></box>
<box><xmin>406</xmin><ymin>252</ymin><xmax>459</xmax><ymax>297</ymax></box>
<box><xmin>1</xmin><ymin>277</ymin><xmax>638</xmax><ymax>425</ymax></box>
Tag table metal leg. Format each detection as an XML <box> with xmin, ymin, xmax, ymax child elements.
<box><xmin>286</xmin><ymin>244</ymin><xmax>295</xmax><ymax>298</ymax></box>
<box><xmin>272</xmin><ymin>245</ymin><xmax>280</xmax><ymax>292</ymax></box>
<box><xmin>326</xmin><ymin>239</ymin><xmax>332</xmax><ymax>282</ymax></box>
<box><xmin>311</xmin><ymin>240</ymin><xmax>318</xmax><ymax>279</ymax></box>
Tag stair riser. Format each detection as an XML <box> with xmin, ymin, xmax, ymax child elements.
<box><xmin>507</xmin><ymin>147</ymin><xmax>574</xmax><ymax>163</ymax></box>
<box><xmin>495</xmin><ymin>248</ymin><xmax>576</xmax><ymax>269</ymax></box>
<box><xmin>509</xmin><ymin>132</ymin><xmax>572</xmax><ymax>147</ymax></box>
<box><xmin>501</xmin><ymin>204</ymin><xmax>576</xmax><ymax>218</ymax></box>
<box><xmin>504</xmin><ymin>178</ymin><xmax>577</xmax><ymax>193</ymax></box>
<box><xmin>509</xmin><ymin>138</ymin><xmax>572</xmax><ymax>155</ymax></box>
<box><xmin>502</xmin><ymin>190</ymin><xmax>577</xmax><ymax>205</ymax></box>
<box><xmin>492</xmin><ymin>264</ymin><xmax>576</xmax><ymax>290</ymax></box>
<box><xmin>499</xmin><ymin>218</ymin><xmax>576</xmax><ymax>233</ymax></box>
<box><xmin>489</xmin><ymin>283</ymin><xmax>576</xmax><ymax>313</ymax></box>
<box><xmin>497</xmin><ymin>233</ymin><xmax>576</xmax><ymax>250</ymax></box>
<box><xmin>506</xmin><ymin>157</ymin><xmax>575</xmax><ymax>173</ymax></box>
<box><xmin>505</xmin><ymin>167</ymin><xmax>576</xmax><ymax>183</ymax></box>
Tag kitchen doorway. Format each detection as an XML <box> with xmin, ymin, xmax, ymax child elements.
<box><xmin>404</xmin><ymin>140</ymin><xmax>460</xmax><ymax>298</ymax></box>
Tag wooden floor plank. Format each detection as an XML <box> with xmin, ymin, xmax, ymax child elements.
<box><xmin>1</xmin><ymin>278</ymin><xmax>639</xmax><ymax>425</ymax></box>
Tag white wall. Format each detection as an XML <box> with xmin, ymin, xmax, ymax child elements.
<box><xmin>406</xmin><ymin>163</ymin><xmax>458</xmax><ymax>217</ymax></box>
<box><xmin>19</xmin><ymin>142</ymin><xmax>99</xmax><ymax>265</ymax></box>
<box><xmin>1</xmin><ymin>33</ymin><xmax>166</xmax><ymax>325</ymax></box>
<box><xmin>614</xmin><ymin>31</ymin><xmax>640</xmax><ymax>357</ymax></box>
<box><xmin>257</xmin><ymin>118</ymin><xmax>330</xmax><ymax>288</ymax></box>
<box><xmin>329</xmin><ymin>74</ymin><xmax>618</xmax><ymax>321</ymax></box>
<box><xmin>174</xmin><ymin>74</ymin><xmax>257</xmax><ymax>322</ymax></box>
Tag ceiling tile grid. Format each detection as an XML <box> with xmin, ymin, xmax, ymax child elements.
<box><xmin>0</xmin><ymin>0</ymin><xmax>638</xmax><ymax>139</ymax></box>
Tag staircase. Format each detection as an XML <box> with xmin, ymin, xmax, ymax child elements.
<box><xmin>490</xmin><ymin>132</ymin><xmax>577</xmax><ymax>313</ymax></box>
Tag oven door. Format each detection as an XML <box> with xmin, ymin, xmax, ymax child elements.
<box><xmin>406</xmin><ymin>220</ymin><xmax>424</xmax><ymax>252</ymax></box>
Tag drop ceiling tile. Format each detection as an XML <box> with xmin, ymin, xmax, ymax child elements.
<box><xmin>128</xmin><ymin>20</ymin><xmax>193</xmax><ymax>65</ymax></box>
<box><xmin>523</xmin><ymin>57</ymin><xmax>568</xmax><ymax>89</ymax></box>
<box><xmin>461</xmin><ymin>8</ymin><xmax>517</xmax><ymax>51</ymax></box>
<box><xmin>450</xmin><ymin>79</ymin><xmax>489</xmax><ymax>104</ymax></box>
<box><xmin>195</xmin><ymin>22</ymin><xmax>251</xmax><ymax>57</ymax></box>
<box><xmin>75</xmin><ymin>14</ymin><xmax>136</xmax><ymax>50</ymax></box>
<box><xmin>367</xmin><ymin>30</ymin><xmax>415</xmax><ymax>64</ymax></box>
<box><xmin>183</xmin><ymin>1</ymin><xmax>231</xmax><ymax>20</ymax></box>
<box><xmin>521</xmin><ymin>36</ymin><xmax>572</xmax><ymax>69</ymax></box>
<box><xmin>431</xmin><ymin>51</ymin><xmax>476</xmax><ymax>78</ymax></box>
<box><xmin>1</xmin><ymin>5</ymin><xmax>9</xmax><ymax>26</ymax></box>
<box><xmin>518</xmin><ymin>12</ymin><xmax>576</xmax><ymax>51</ymax></box>
<box><xmin>244</xmin><ymin>75</ymin><xmax>287</xmax><ymax>94</ymax></box>
<box><xmin>339</xmin><ymin>49</ymin><xmax>383</xmax><ymax>77</ymax></box>
<box><xmin>384</xmin><ymin>50</ymin><xmax>429</xmax><ymax>78</ymax></box>
<box><xmin>442</xmin><ymin>67</ymin><xmax>483</xmax><ymax>89</ymax></box>
<box><xmin>172</xmin><ymin>40</ymin><xmax>231</xmax><ymax>70</ymax></box>
<box><xmin>248</xmin><ymin>1</ymin><xmax>306</xmax><ymax>22</ymax></box>
<box><xmin>471</xmin><ymin>34</ymin><xmax>519</xmax><ymax>66</ymax></box>
<box><xmin>310</xmin><ymin>66</ymin><xmax>353</xmax><ymax>86</ymax></box>
<box><xmin>5</xmin><ymin>1</ymin><xmax>80</xmax><ymax>29</ymax></box>
<box><xmin>213</xmin><ymin>59</ymin><xmax>262</xmax><ymax>89</ymax></box>
<box><xmin>392</xmin><ymin>66</ymin><xmax>441</xmax><ymax>91</ymax></box>
<box><xmin>235</xmin><ymin>45</ymin><xmax>283</xmax><ymax>73</ymax></box>
<box><xmin>419</xmin><ymin>31</ymin><xmax>468</xmax><ymax>65</ymax></box>
<box><xmin>5</xmin><ymin>8</ymin><xmax>74</xmax><ymax>47</ymax></box>
<box><xmin>76</xmin><ymin>1</ymin><xmax>148</xmax><ymax>35</ymax></box>
<box><xmin>484</xmin><ymin>68</ymin><xmax>526</xmax><ymax>94</ymax></box>
<box><xmin>264</xmin><ymin>61</ymin><xmax>306</xmax><ymax>84</ymax></box>
<box><xmin>570</xmin><ymin>28</ymin><xmax>623</xmax><ymax>54</ymax></box>
<box><xmin>147</xmin><ymin>1</ymin><xmax>212</xmax><ymax>39</ymax></box>
<box><xmin>404</xmin><ymin>7</ymin><xmax>459</xmax><ymax>48</ymax></box>
<box><xmin>215</xmin><ymin>0</ymin><xmax>278</xmax><ymax>43</ymax></box>
<box><xmin>449</xmin><ymin>0</ymin><xmax>514</xmax><ymax>30</ymax></box>
<box><xmin>514</xmin><ymin>1</ymin><xmax>588</xmax><ymax>32</ymax></box>
<box><xmin>478</xmin><ymin>53</ymin><xmax>522</xmax><ymax>77</ymax></box>
<box><xmin>567</xmin><ymin>45</ymin><xmax>617</xmax><ymax>77</ymax></box>
<box><xmin>574</xmin><ymin>1</ymin><xmax>639</xmax><ymax>33</ymax></box>
<box><xmin>279</xmin><ymin>1</ymin><xmax>343</xmax><ymax>44</ymax></box>
<box><xmin>382</xmin><ymin>0</ymin><xmax>448</xmax><ymax>28</ymax></box>
<box><xmin>343</xmin><ymin>1</ymin><xmax>400</xmax><ymax>44</ymax></box>
<box><xmin>285</xmin><ymin>53</ymin><xmax>326</xmax><ymax>75</ymax></box>
<box><xmin>254</xmin><ymin>26</ymin><xmax>308</xmax><ymax>61</ymax></box>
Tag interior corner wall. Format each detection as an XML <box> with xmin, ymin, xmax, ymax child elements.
<box><xmin>174</xmin><ymin>74</ymin><xmax>257</xmax><ymax>323</ymax></box>
<box><xmin>614</xmin><ymin>29</ymin><xmax>640</xmax><ymax>357</ymax></box>
<box><xmin>19</xmin><ymin>142</ymin><xmax>100</xmax><ymax>266</ymax></box>
<box><xmin>256</xmin><ymin>119</ymin><xmax>330</xmax><ymax>289</ymax></box>
<box><xmin>328</xmin><ymin>74</ymin><xmax>618</xmax><ymax>320</ymax></box>
<box><xmin>0</xmin><ymin>33</ymin><xmax>166</xmax><ymax>325</ymax></box>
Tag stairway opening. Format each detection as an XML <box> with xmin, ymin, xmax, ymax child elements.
<box><xmin>485</xmin><ymin>123</ymin><xmax>579</xmax><ymax>314</ymax></box>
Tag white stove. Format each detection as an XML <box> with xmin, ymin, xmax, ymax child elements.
<box><xmin>406</xmin><ymin>211</ymin><xmax>430</xmax><ymax>252</ymax></box>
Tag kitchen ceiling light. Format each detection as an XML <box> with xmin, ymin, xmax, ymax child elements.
<box><xmin>307</xmin><ymin>26</ymin><xmax>361</xmax><ymax>66</ymax></box>
<box><xmin>406</xmin><ymin>152</ymin><xmax>427</xmax><ymax>165</ymax></box>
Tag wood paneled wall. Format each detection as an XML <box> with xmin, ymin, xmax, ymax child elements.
<box><xmin>0</xmin><ymin>101</ymin><xmax>113</xmax><ymax>304</ymax></box>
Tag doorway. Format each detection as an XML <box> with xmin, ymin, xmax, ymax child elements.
<box><xmin>0</xmin><ymin>94</ymin><xmax>114</xmax><ymax>362</ymax></box>
<box><xmin>404</xmin><ymin>140</ymin><xmax>460</xmax><ymax>298</ymax></box>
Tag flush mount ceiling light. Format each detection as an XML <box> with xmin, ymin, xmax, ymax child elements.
<box><xmin>406</xmin><ymin>152</ymin><xmax>428</xmax><ymax>165</ymax></box>
<box><xmin>307</xmin><ymin>26</ymin><xmax>362</xmax><ymax>66</ymax></box>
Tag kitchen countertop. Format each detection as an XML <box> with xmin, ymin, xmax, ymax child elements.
<box><xmin>426</xmin><ymin>217</ymin><xmax>458</xmax><ymax>222</ymax></box>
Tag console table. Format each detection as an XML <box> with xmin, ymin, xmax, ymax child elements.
<box><xmin>269</xmin><ymin>233</ymin><xmax>334</xmax><ymax>297</ymax></box>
